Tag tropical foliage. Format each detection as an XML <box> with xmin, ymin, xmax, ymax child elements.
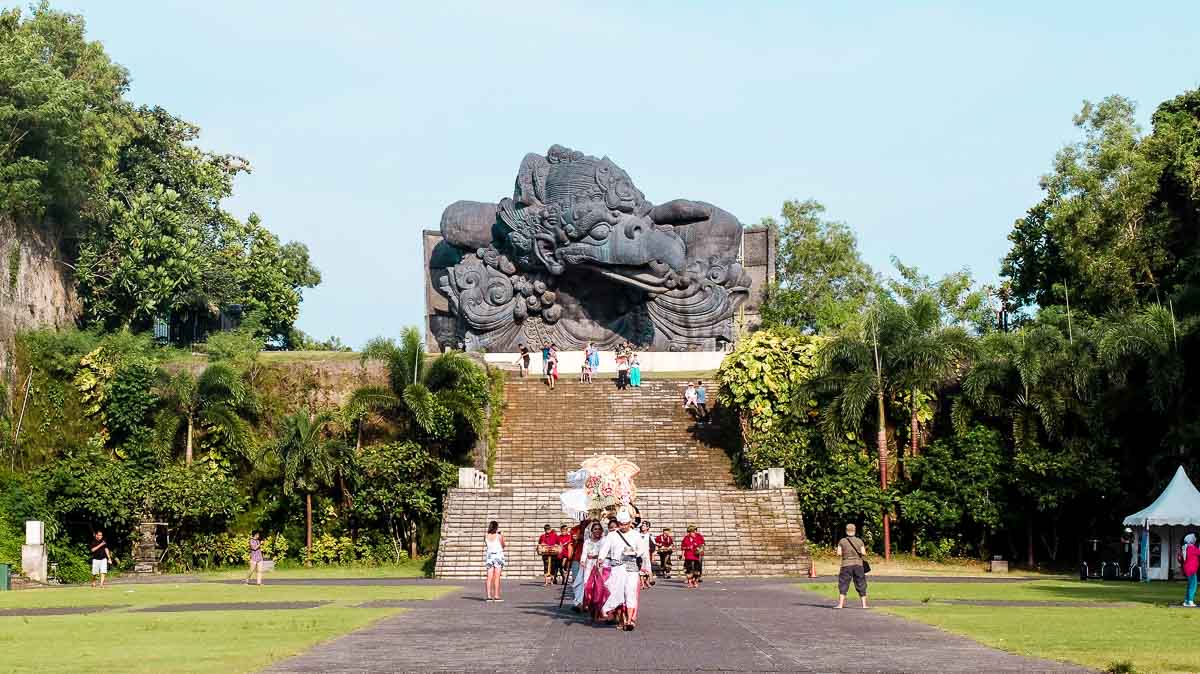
<box><xmin>1</xmin><ymin>4</ymin><xmax>319</xmax><ymax>343</ymax></box>
<box><xmin>721</xmin><ymin>87</ymin><xmax>1200</xmax><ymax>566</ymax></box>
<box><xmin>0</xmin><ymin>324</ymin><xmax>493</xmax><ymax>577</ymax></box>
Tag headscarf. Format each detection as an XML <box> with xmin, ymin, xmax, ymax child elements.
<box><xmin>1186</xmin><ymin>533</ymin><xmax>1197</xmax><ymax>546</ymax></box>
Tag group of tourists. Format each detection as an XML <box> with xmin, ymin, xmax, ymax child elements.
<box><xmin>514</xmin><ymin>341</ymin><xmax>643</xmax><ymax>390</ymax></box>
<box><xmin>481</xmin><ymin>512</ymin><xmax>709</xmax><ymax>630</ymax></box>
<box><xmin>613</xmin><ymin>343</ymin><xmax>641</xmax><ymax>390</ymax></box>
<box><xmin>518</xmin><ymin>342</ymin><xmax>562</xmax><ymax>390</ymax></box>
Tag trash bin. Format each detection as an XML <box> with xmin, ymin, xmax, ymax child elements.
<box><xmin>0</xmin><ymin>563</ymin><xmax>10</xmax><ymax>591</ymax></box>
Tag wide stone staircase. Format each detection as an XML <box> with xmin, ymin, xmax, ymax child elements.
<box><xmin>434</xmin><ymin>377</ymin><xmax>811</xmax><ymax>578</ymax></box>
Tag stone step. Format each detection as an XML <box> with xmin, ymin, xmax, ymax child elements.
<box><xmin>493</xmin><ymin>379</ymin><xmax>735</xmax><ymax>490</ymax></box>
<box><xmin>435</xmin><ymin>487</ymin><xmax>810</xmax><ymax>579</ymax></box>
<box><xmin>435</xmin><ymin>377</ymin><xmax>810</xmax><ymax>578</ymax></box>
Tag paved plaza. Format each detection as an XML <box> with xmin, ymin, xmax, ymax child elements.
<box><xmin>267</xmin><ymin>578</ymin><xmax>1089</xmax><ymax>673</ymax></box>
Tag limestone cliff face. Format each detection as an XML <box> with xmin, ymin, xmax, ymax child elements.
<box><xmin>0</xmin><ymin>217</ymin><xmax>80</xmax><ymax>383</ymax></box>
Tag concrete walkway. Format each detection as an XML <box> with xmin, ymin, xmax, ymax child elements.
<box><xmin>266</xmin><ymin>578</ymin><xmax>1090</xmax><ymax>673</ymax></box>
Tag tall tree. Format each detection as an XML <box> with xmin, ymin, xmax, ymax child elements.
<box><xmin>1098</xmin><ymin>303</ymin><xmax>1198</xmax><ymax>463</ymax></box>
<box><xmin>810</xmin><ymin>292</ymin><xmax>973</xmax><ymax>558</ymax></box>
<box><xmin>759</xmin><ymin>199</ymin><xmax>877</xmax><ymax>333</ymax></box>
<box><xmin>886</xmin><ymin>263</ymin><xmax>984</xmax><ymax>465</ymax></box>
<box><xmin>1002</xmin><ymin>96</ymin><xmax>1170</xmax><ymax>313</ymax></box>
<box><xmin>808</xmin><ymin>299</ymin><xmax>899</xmax><ymax>558</ymax></box>
<box><xmin>274</xmin><ymin>408</ymin><xmax>337</xmax><ymax>565</ymax></box>
<box><xmin>889</xmin><ymin>293</ymin><xmax>973</xmax><ymax>466</ymax></box>
<box><xmin>0</xmin><ymin>3</ymin><xmax>131</xmax><ymax>222</ymax></box>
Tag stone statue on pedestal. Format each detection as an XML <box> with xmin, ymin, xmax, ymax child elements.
<box><xmin>429</xmin><ymin>145</ymin><xmax>751</xmax><ymax>351</ymax></box>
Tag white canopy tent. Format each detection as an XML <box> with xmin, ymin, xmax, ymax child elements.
<box><xmin>1123</xmin><ymin>465</ymin><xmax>1200</xmax><ymax>580</ymax></box>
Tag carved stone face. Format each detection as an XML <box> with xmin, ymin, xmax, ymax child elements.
<box><xmin>558</xmin><ymin>214</ymin><xmax>686</xmax><ymax>275</ymax></box>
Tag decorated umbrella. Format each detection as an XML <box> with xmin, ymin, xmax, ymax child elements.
<box><xmin>557</xmin><ymin>454</ymin><xmax>640</xmax><ymax>610</ymax></box>
<box><xmin>560</xmin><ymin>454</ymin><xmax>640</xmax><ymax>520</ymax></box>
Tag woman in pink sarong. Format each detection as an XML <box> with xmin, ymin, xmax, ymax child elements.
<box><xmin>576</xmin><ymin>522</ymin><xmax>606</xmax><ymax>613</ymax></box>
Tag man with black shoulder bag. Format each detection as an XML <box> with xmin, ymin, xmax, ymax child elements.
<box><xmin>835</xmin><ymin>523</ymin><xmax>869</xmax><ymax>609</ymax></box>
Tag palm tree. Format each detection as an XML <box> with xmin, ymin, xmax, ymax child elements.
<box><xmin>890</xmin><ymin>294</ymin><xmax>973</xmax><ymax>467</ymax></box>
<box><xmin>954</xmin><ymin>325</ymin><xmax>1082</xmax><ymax>452</ymax></box>
<box><xmin>805</xmin><ymin>293</ymin><xmax>971</xmax><ymax>560</ymax></box>
<box><xmin>1097</xmin><ymin>303</ymin><xmax>1189</xmax><ymax>415</ymax></box>
<box><xmin>275</xmin><ymin>408</ymin><xmax>338</xmax><ymax>565</ymax></box>
<box><xmin>343</xmin><ymin>386</ymin><xmax>400</xmax><ymax>452</ymax></box>
<box><xmin>357</xmin><ymin>327</ymin><xmax>485</xmax><ymax>445</ymax></box>
<box><xmin>807</xmin><ymin>299</ymin><xmax>903</xmax><ymax>559</ymax></box>
<box><xmin>954</xmin><ymin>323</ymin><xmax>1094</xmax><ymax>565</ymax></box>
<box><xmin>160</xmin><ymin>363</ymin><xmax>251</xmax><ymax>465</ymax></box>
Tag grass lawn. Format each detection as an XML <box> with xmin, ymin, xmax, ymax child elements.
<box><xmin>806</xmin><ymin>549</ymin><xmax>1064</xmax><ymax>577</ymax></box>
<box><xmin>0</xmin><ymin>581</ymin><xmax>455</xmax><ymax>673</ymax></box>
<box><xmin>162</xmin><ymin>350</ymin><xmax>363</xmax><ymax>368</ymax></box>
<box><xmin>194</xmin><ymin>558</ymin><xmax>431</xmax><ymax>581</ymax></box>
<box><xmin>886</xmin><ymin>605</ymin><xmax>1200</xmax><ymax>674</ymax></box>
<box><xmin>801</xmin><ymin>579</ymin><xmax>1196</xmax><ymax>673</ymax></box>
<box><xmin>802</xmin><ymin>578</ymin><xmax>1184</xmax><ymax>604</ymax></box>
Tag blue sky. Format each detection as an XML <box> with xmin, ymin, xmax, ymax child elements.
<box><xmin>53</xmin><ymin>1</ymin><xmax>1200</xmax><ymax>347</ymax></box>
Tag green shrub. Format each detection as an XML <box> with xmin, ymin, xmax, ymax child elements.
<box><xmin>307</xmin><ymin>532</ymin><xmax>355</xmax><ymax>565</ymax></box>
<box><xmin>915</xmin><ymin>538</ymin><xmax>958</xmax><ymax>562</ymax></box>
<box><xmin>49</xmin><ymin>542</ymin><xmax>91</xmax><ymax>584</ymax></box>
<box><xmin>261</xmin><ymin>532</ymin><xmax>289</xmax><ymax>561</ymax></box>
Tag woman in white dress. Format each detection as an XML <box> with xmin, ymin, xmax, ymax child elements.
<box><xmin>598</xmin><ymin>509</ymin><xmax>651</xmax><ymax>630</ymax></box>
<box><xmin>574</xmin><ymin>521</ymin><xmax>605</xmax><ymax>612</ymax></box>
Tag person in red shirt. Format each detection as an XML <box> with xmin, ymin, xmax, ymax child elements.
<box><xmin>538</xmin><ymin>524</ymin><xmax>559</xmax><ymax>586</ymax></box>
<box><xmin>681</xmin><ymin>525</ymin><xmax>706</xmax><ymax>588</ymax></box>
<box><xmin>556</xmin><ymin>525</ymin><xmax>572</xmax><ymax>584</ymax></box>
<box><xmin>654</xmin><ymin>527</ymin><xmax>675</xmax><ymax>579</ymax></box>
<box><xmin>566</xmin><ymin>518</ymin><xmax>589</xmax><ymax>607</ymax></box>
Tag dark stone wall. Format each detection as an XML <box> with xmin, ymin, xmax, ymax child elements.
<box><xmin>739</xmin><ymin>226</ymin><xmax>776</xmax><ymax>334</ymax></box>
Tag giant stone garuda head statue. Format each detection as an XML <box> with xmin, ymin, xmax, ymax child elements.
<box><xmin>430</xmin><ymin>145</ymin><xmax>751</xmax><ymax>351</ymax></box>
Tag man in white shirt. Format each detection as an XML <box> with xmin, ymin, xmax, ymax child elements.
<box><xmin>598</xmin><ymin>508</ymin><xmax>651</xmax><ymax>630</ymax></box>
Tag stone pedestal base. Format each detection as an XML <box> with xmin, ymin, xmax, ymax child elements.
<box><xmin>21</xmin><ymin>544</ymin><xmax>47</xmax><ymax>583</ymax></box>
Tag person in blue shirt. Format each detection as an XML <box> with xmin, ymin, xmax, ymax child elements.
<box><xmin>541</xmin><ymin>342</ymin><xmax>552</xmax><ymax>387</ymax></box>
<box><xmin>695</xmin><ymin>381</ymin><xmax>709</xmax><ymax>424</ymax></box>
<box><xmin>587</xmin><ymin>344</ymin><xmax>600</xmax><ymax>383</ymax></box>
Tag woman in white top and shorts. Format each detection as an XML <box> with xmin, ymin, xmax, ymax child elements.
<box><xmin>484</xmin><ymin>520</ymin><xmax>506</xmax><ymax>602</ymax></box>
